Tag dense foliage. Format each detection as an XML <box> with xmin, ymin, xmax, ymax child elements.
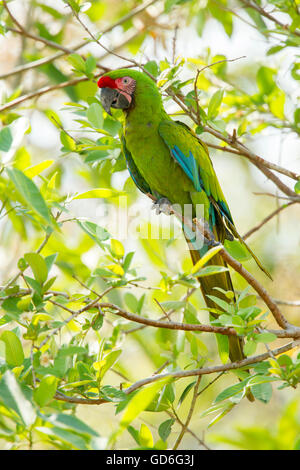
<box><xmin>0</xmin><ymin>0</ymin><xmax>299</xmax><ymax>450</ymax></box>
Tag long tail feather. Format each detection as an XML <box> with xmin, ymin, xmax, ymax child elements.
<box><xmin>210</xmin><ymin>198</ymin><xmax>272</xmax><ymax>280</ymax></box>
<box><xmin>185</xmin><ymin>234</ymin><xmax>255</xmax><ymax>402</ymax></box>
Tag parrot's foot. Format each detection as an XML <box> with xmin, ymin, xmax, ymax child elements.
<box><xmin>152</xmin><ymin>197</ymin><xmax>173</xmax><ymax>215</ymax></box>
<box><xmin>205</xmin><ymin>239</ymin><xmax>221</xmax><ymax>249</ymax></box>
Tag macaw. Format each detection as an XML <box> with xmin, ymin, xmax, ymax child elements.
<box><xmin>97</xmin><ymin>69</ymin><xmax>269</xmax><ymax>375</ymax></box>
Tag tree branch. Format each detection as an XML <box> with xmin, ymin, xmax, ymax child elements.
<box><xmin>243</xmin><ymin>201</ymin><xmax>297</xmax><ymax>239</ymax></box>
<box><xmin>173</xmin><ymin>376</ymin><xmax>202</xmax><ymax>450</ymax></box>
<box><xmin>239</xmin><ymin>0</ymin><xmax>300</xmax><ymax>38</ymax></box>
<box><xmin>125</xmin><ymin>339</ymin><xmax>300</xmax><ymax>394</ymax></box>
<box><xmin>100</xmin><ymin>302</ymin><xmax>238</xmax><ymax>336</ymax></box>
<box><xmin>204</xmin><ymin>141</ymin><xmax>300</xmax><ymax>182</ymax></box>
<box><xmin>52</xmin><ymin>339</ymin><xmax>300</xmax><ymax>405</ymax></box>
<box><xmin>0</xmin><ymin>75</ymin><xmax>95</xmax><ymax>113</ymax></box>
<box><xmin>1</xmin><ymin>0</ymin><xmax>159</xmax><ymax>80</ymax></box>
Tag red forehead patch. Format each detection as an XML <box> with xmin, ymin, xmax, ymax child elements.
<box><xmin>97</xmin><ymin>76</ymin><xmax>117</xmax><ymax>88</ymax></box>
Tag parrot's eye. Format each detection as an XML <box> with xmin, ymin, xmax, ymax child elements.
<box><xmin>123</xmin><ymin>78</ymin><xmax>128</xmax><ymax>84</ymax></box>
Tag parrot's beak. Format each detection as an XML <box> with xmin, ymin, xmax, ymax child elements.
<box><xmin>100</xmin><ymin>87</ymin><xmax>131</xmax><ymax>115</ymax></box>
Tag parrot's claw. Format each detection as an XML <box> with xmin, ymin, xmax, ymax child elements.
<box><xmin>152</xmin><ymin>197</ymin><xmax>173</xmax><ymax>215</ymax></box>
<box><xmin>206</xmin><ymin>239</ymin><xmax>219</xmax><ymax>248</ymax></box>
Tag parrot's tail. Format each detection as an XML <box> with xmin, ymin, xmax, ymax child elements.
<box><xmin>185</xmin><ymin>235</ymin><xmax>255</xmax><ymax>402</ymax></box>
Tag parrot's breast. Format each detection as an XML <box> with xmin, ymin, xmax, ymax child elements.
<box><xmin>123</xmin><ymin>120</ymin><xmax>193</xmax><ymax>205</ymax></box>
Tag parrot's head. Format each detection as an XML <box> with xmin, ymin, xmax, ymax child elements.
<box><xmin>97</xmin><ymin>69</ymin><xmax>160</xmax><ymax>116</ymax></box>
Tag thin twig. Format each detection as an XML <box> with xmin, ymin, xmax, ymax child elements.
<box><xmin>52</xmin><ymin>339</ymin><xmax>300</xmax><ymax>406</ymax></box>
<box><xmin>243</xmin><ymin>201</ymin><xmax>296</xmax><ymax>239</ymax></box>
<box><xmin>166</xmin><ymin>409</ymin><xmax>210</xmax><ymax>449</ymax></box>
<box><xmin>66</xmin><ymin>2</ymin><xmax>139</xmax><ymax>68</ymax></box>
<box><xmin>0</xmin><ymin>75</ymin><xmax>97</xmax><ymax>113</ymax></box>
<box><xmin>204</xmin><ymin>142</ymin><xmax>300</xmax><ymax>182</ymax></box>
<box><xmin>154</xmin><ymin>298</ymin><xmax>172</xmax><ymax>321</ymax></box>
<box><xmin>125</xmin><ymin>340</ymin><xmax>300</xmax><ymax>394</ymax></box>
<box><xmin>1</xmin><ymin>0</ymin><xmax>158</xmax><ymax>80</ymax></box>
<box><xmin>124</xmin><ymin>288</ymin><xmax>196</xmax><ymax>334</ymax></box>
<box><xmin>239</xmin><ymin>0</ymin><xmax>300</xmax><ymax>38</ymax></box>
<box><xmin>172</xmin><ymin>25</ymin><xmax>179</xmax><ymax>65</ymax></box>
<box><xmin>197</xmin><ymin>56</ymin><xmax>246</xmax><ymax>75</ymax></box>
<box><xmin>98</xmin><ymin>302</ymin><xmax>239</xmax><ymax>336</ymax></box>
<box><xmin>173</xmin><ymin>376</ymin><xmax>202</xmax><ymax>450</ymax></box>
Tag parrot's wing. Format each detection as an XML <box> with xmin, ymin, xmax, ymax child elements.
<box><xmin>121</xmin><ymin>133</ymin><xmax>151</xmax><ymax>195</ymax></box>
<box><xmin>158</xmin><ymin>120</ymin><xmax>233</xmax><ymax>226</ymax></box>
<box><xmin>159</xmin><ymin>120</ymin><xmax>272</xmax><ymax>279</ymax></box>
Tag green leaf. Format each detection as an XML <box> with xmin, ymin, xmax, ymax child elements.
<box><xmin>160</xmin><ymin>300</ymin><xmax>186</xmax><ymax>311</ymax></box>
<box><xmin>224</xmin><ymin>239</ymin><xmax>251</xmax><ymax>262</ymax></box>
<box><xmin>190</xmin><ymin>245</ymin><xmax>223</xmax><ymax>274</ymax></box>
<box><xmin>127</xmin><ymin>425</ymin><xmax>140</xmax><ymax>445</ymax></box>
<box><xmin>178</xmin><ymin>380</ymin><xmax>196</xmax><ymax>407</ymax></box>
<box><xmin>110</xmin><ymin>239</ymin><xmax>125</xmax><ymax>259</ymax></box>
<box><xmin>123</xmin><ymin>251</ymin><xmax>135</xmax><ymax>272</ymax></box>
<box><xmin>208</xmin><ymin>0</ymin><xmax>233</xmax><ymax>36</ymax></box>
<box><xmin>44</xmin><ymin>253</ymin><xmax>58</xmax><ymax>273</ymax></box>
<box><xmin>255</xmin><ymin>332</ymin><xmax>277</xmax><ymax>343</ymax></box>
<box><xmin>269</xmin><ymin>89</ymin><xmax>285</xmax><ymax>119</ymax></box>
<box><xmin>207</xmin><ymin>402</ymin><xmax>235</xmax><ymax>427</ymax></box>
<box><xmin>247</xmin><ymin>375</ymin><xmax>278</xmax><ymax>386</ymax></box>
<box><xmin>98</xmin><ymin>349</ymin><xmax>122</xmax><ymax>379</ymax></box>
<box><xmin>24</xmin><ymin>275</ymin><xmax>42</xmax><ymax>296</ymax></box>
<box><xmin>67</xmin><ymin>53</ymin><xmax>86</xmax><ymax>72</ymax></box>
<box><xmin>60</xmin><ymin>131</ymin><xmax>76</xmax><ymax>151</ymax></box>
<box><xmin>215</xmin><ymin>333</ymin><xmax>229</xmax><ymax>364</ymax></box>
<box><xmin>0</xmin><ymin>331</ymin><xmax>24</xmax><ymax>366</ymax></box>
<box><xmin>124</xmin><ymin>293</ymin><xmax>139</xmax><ymax>312</ymax></box>
<box><xmin>77</xmin><ymin>220</ymin><xmax>110</xmax><ymax>245</ymax></box>
<box><xmin>85</xmin><ymin>149</ymin><xmax>109</xmax><ymax>163</ymax></box>
<box><xmin>24</xmin><ymin>160</ymin><xmax>54</xmax><ymax>178</ymax></box>
<box><xmin>158</xmin><ymin>418</ymin><xmax>175</xmax><ymax>442</ymax></box>
<box><xmin>2</xmin><ymin>298</ymin><xmax>22</xmax><ymax>318</ymax></box>
<box><xmin>214</xmin><ymin>379</ymin><xmax>249</xmax><ymax>403</ymax></box>
<box><xmin>251</xmin><ymin>382</ymin><xmax>272</xmax><ymax>403</ymax></box>
<box><xmin>0</xmin><ymin>371</ymin><xmax>36</xmax><ymax>426</ymax></box>
<box><xmin>73</xmin><ymin>188</ymin><xmax>122</xmax><ymax>199</ymax></box>
<box><xmin>291</xmin><ymin>63</ymin><xmax>300</xmax><ymax>81</ymax></box>
<box><xmin>85</xmin><ymin>55</ymin><xmax>97</xmax><ymax>75</ymax></box>
<box><xmin>206</xmin><ymin>295</ymin><xmax>234</xmax><ymax>314</ymax></box>
<box><xmin>0</xmin><ymin>126</ymin><xmax>13</xmax><ymax>152</ymax></box>
<box><xmin>144</xmin><ymin>60</ymin><xmax>160</xmax><ymax>78</ymax></box>
<box><xmin>24</xmin><ymin>253</ymin><xmax>48</xmax><ymax>285</ymax></box>
<box><xmin>200</xmin><ymin>401</ymin><xmax>233</xmax><ymax>418</ymax></box>
<box><xmin>257</xmin><ymin>66</ymin><xmax>276</xmax><ymax>95</ymax></box>
<box><xmin>267</xmin><ymin>45</ymin><xmax>285</xmax><ymax>56</ymax></box>
<box><xmin>207</xmin><ymin>90</ymin><xmax>224</xmax><ymax>119</ymax></box>
<box><xmin>294</xmin><ymin>180</ymin><xmax>300</xmax><ymax>194</ymax></box>
<box><xmin>100</xmin><ymin>385</ymin><xmax>126</xmax><ymax>402</ymax></box>
<box><xmin>34</xmin><ymin>375</ymin><xmax>58</xmax><ymax>407</ymax></box>
<box><xmin>36</xmin><ymin>426</ymin><xmax>88</xmax><ymax>450</ymax></box>
<box><xmin>139</xmin><ymin>423</ymin><xmax>153</xmax><ymax>448</ymax></box>
<box><xmin>244</xmin><ymin>341</ymin><xmax>257</xmax><ymax>357</ymax></box>
<box><xmin>196</xmin><ymin>9</ymin><xmax>206</xmax><ymax>36</ymax></box>
<box><xmin>86</xmin><ymin>103</ymin><xmax>104</xmax><ymax>128</ymax></box>
<box><xmin>120</xmin><ymin>379</ymin><xmax>170</xmax><ymax>429</ymax></box>
<box><xmin>7</xmin><ymin>168</ymin><xmax>52</xmax><ymax>225</ymax></box>
<box><xmin>196</xmin><ymin>265</ymin><xmax>229</xmax><ymax>277</ymax></box>
<box><xmin>245</xmin><ymin>7</ymin><xmax>267</xmax><ymax>32</ymax></box>
<box><xmin>238</xmin><ymin>294</ymin><xmax>257</xmax><ymax>309</ymax></box>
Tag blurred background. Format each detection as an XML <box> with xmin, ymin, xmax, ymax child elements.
<box><xmin>0</xmin><ymin>0</ymin><xmax>300</xmax><ymax>449</ymax></box>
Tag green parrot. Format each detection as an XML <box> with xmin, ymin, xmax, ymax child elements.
<box><xmin>97</xmin><ymin>69</ymin><xmax>269</xmax><ymax>377</ymax></box>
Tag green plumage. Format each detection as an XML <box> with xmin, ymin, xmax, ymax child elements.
<box><xmin>100</xmin><ymin>69</ymin><xmax>264</xmax><ymax>380</ymax></box>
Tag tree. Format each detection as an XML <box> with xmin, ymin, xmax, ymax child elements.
<box><xmin>0</xmin><ymin>0</ymin><xmax>299</xmax><ymax>450</ymax></box>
